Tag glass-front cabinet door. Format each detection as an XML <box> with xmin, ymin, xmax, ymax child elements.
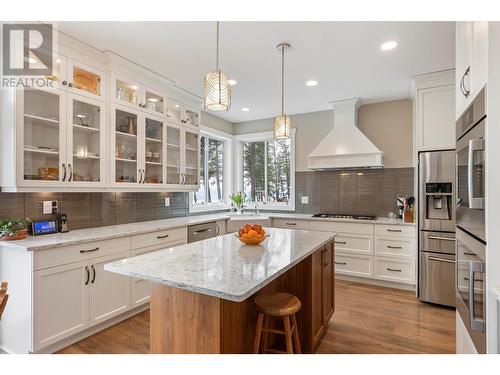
<box><xmin>113</xmin><ymin>106</ymin><xmax>139</xmax><ymax>185</ymax></box>
<box><xmin>166</xmin><ymin>99</ymin><xmax>182</xmax><ymax>124</ymax></box>
<box><xmin>183</xmin><ymin>130</ymin><xmax>199</xmax><ymax>186</ymax></box>
<box><xmin>111</xmin><ymin>74</ymin><xmax>142</xmax><ymax>110</ymax></box>
<box><xmin>18</xmin><ymin>87</ymin><xmax>66</xmax><ymax>186</ymax></box>
<box><xmin>183</xmin><ymin>105</ymin><xmax>200</xmax><ymax>127</ymax></box>
<box><xmin>166</xmin><ymin>125</ymin><xmax>182</xmax><ymax>185</ymax></box>
<box><xmin>144</xmin><ymin>89</ymin><xmax>166</xmax><ymax>116</ymax></box>
<box><xmin>143</xmin><ymin>116</ymin><xmax>164</xmax><ymax>185</ymax></box>
<box><xmin>66</xmin><ymin>94</ymin><xmax>105</xmax><ymax>186</ymax></box>
<box><xmin>67</xmin><ymin>59</ymin><xmax>106</xmax><ymax>101</ymax></box>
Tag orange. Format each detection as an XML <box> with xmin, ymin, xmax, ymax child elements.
<box><xmin>238</xmin><ymin>229</ymin><xmax>244</xmax><ymax>237</ymax></box>
<box><xmin>243</xmin><ymin>224</ymin><xmax>252</xmax><ymax>233</ymax></box>
<box><xmin>252</xmin><ymin>224</ymin><xmax>263</xmax><ymax>233</ymax></box>
<box><xmin>247</xmin><ymin>229</ymin><xmax>258</xmax><ymax>238</ymax></box>
<box><xmin>241</xmin><ymin>233</ymin><xmax>249</xmax><ymax>239</ymax></box>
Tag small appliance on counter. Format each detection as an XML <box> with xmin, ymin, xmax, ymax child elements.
<box><xmin>30</xmin><ymin>219</ymin><xmax>59</xmax><ymax>236</ymax></box>
<box><xmin>57</xmin><ymin>213</ymin><xmax>69</xmax><ymax>233</ymax></box>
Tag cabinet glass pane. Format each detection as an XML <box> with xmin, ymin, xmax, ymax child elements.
<box><xmin>23</xmin><ymin>89</ymin><xmax>61</xmax><ymax>181</ymax></box>
<box><xmin>43</xmin><ymin>56</ymin><xmax>63</xmax><ymax>85</ymax></box>
<box><xmin>144</xmin><ymin>117</ymin><xmax>163</xmax><ymax>184</ymax></box>
<box><xmin>145</xmin><ymin>91</ymin><xmax>164</xmax><ymax>114</ymax></box>
<box><xmin>72</xmin><ymin>66</ymin><xmax>101</xmax><ymax>96</ymax></box>
<box><xmin>115</xmin><ymin>109</ymin><xmax>138</xmax><ymax>183</ymax></box>
<box><xmin>185</xmin><ymin>132</ymin><xmax>199</xmax><ymax>185</ymax></box>
<box><xmin>166</xmin><ymin>126</ymin><xmax>181</xmax><ymax>184</ymax></box>
<box><xmin>72</xmin><ymin>99</ymin><xmax>101</xmax><ymax>182</ymax></box>
<box><xmin>185</xmin><ymin>108</ymin><xmax>199</xmax><ymax>127</ymax></box>
<box><xmin>166</xmin><ymin>101</ymin><xmax>182</xmax><ymax>123</ymax></box>
<box><xmin>115</xmin><ymin>79</ymin><xmax>139</xmax><ymax>105</ymax></box>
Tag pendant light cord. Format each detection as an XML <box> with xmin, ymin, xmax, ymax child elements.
<box><xmin>281</xmin><ymin>44</ymin><xmax>285</xmax><ymax>116</ymax></box>
<box><xmin>216</xmin><ymin>21</ymin><xmax>219</xmax><ymax>70</ymax></box>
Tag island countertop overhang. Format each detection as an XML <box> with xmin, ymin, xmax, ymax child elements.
<box><xmin>104</xmin><ymin>228</ymin><xmax>336</xmax><ymax>302</ymax></box>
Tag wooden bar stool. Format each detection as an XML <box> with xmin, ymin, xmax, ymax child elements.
<box><xmin>253</xmin><ymin>292</ymin><xmax>301</xmax><ymax>354</ymax></box>
<box><xmin>0</xmin><ymin>282</ymin><xmax>8</xmax><ymax>320</ymax></box>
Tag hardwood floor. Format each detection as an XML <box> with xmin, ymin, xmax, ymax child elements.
<box><xmin>57</xmin><ymin>280</ymin><xmax>455</xmax><ymax>354</ymax></box>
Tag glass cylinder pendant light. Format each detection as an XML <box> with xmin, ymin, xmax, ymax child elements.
<box><xmin>274</xmin><ymin>42</ymin><xmax>291</xmax><ymax>139</ymax></box>
<box><xmin>204</xmin><ymin>22</ymin><xmax>231</xmax><ymax>111</ymax></box>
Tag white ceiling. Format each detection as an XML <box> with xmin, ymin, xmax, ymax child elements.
<box><xmin>58</xmin><ymin>21</ymin><xmax>455</xmax><ymax>123</ymax></box>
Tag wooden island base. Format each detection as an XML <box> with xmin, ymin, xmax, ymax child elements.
<box><xmin>150</xmin><ymin>240</ymin><xmax>335</xmax><ymax>354</ymax></box>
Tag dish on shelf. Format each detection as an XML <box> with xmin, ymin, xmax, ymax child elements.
<box><xmin>73</xmin><ymin>72</ymin><xmax>99</xmax><ymax>95</ymax></box>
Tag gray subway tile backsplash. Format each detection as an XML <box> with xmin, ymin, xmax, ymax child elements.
<box><xmin>0</xmin><ymin>168</ymin><xmax>413</xmax><ymax>229</ymax></box>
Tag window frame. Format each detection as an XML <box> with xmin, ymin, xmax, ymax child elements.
<box><xmin>235</xmin><ymin>129</ymin><xmax>296</xmax><ymax>211</ymax></box>
<box><xmin>189</xmin><ymin>126</ymin><xmax>233</xmax><ymax>213</ymax></box>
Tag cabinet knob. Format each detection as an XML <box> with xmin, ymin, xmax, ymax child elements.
<box><xmin>62</xmin><ymin>81</ymin><xmax>67</xmax><ymax>86</ymax></box>
<box><xmin>68</xmin><ymin>82</ymin><xmax>74</xmax><ymax>88</ymax></box>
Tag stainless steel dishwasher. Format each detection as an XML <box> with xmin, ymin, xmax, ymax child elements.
<box><xmin>188</xmin><ymin>221</ymin><xmax>219</xmax><ymax>243</ymax></box>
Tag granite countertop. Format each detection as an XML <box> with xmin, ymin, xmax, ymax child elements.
<box><xmin>266</xmin><ymin>213</ymin><xmax>416</xmax><ymax>226</ymax></box>
<box><xmin>0</xmin><ymin>213</ymin><xmax>231</xmax><ymax>251</ymax></box>
<box><xmin>105</xmin><ymin>228</ymin><xmax>336</xmax><ymax>302</ymax></box>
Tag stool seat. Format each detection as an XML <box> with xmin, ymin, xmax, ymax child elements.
<box><xmin>255</xmin><ymin>292</ymin><xmax>301</xmax><ymax>317</ymax></box>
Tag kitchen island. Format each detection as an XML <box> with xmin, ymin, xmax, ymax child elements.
<box><xmin>105</xmin><ymin>228</ymin><xmax>336</xmax><ymax>354</ymax></box>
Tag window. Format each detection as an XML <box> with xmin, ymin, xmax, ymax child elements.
<box><xmin>190</xmin><ymin>127</ymin><xmax>233</xmax><ymax>213</ymax></box>
<box><xmin>236</xmin><ymin>130</ymin><xmax>295</xmax><ymax>210</ymax></box>
<box><xmin>194</xmin><ymin>136</ymin><xmax>225</xmax><ymax>204</ymax></box>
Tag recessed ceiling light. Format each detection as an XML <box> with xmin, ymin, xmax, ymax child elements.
<box><xmin>380</xmin><ymin>41</ymin><xmax>398</xmax><ymax>51</ymax></box>
<box><xmin>228</xmin><ymin>79</ymin><xmax>238</xmax><ymax>86</ymax></box>
<box><xmin>306</xmin><ymin>80</ymin><xmax>318</xmax><ymax>87</ymax></box>
<box><xmin>174</xmin><ymin>104</ymin><xmax>180</xmax><ymax>108</ymax></box>
<box><xmin>241</xmin><ymin>107</ymin><xmax>250</xmax><ymax>112</ymax></box>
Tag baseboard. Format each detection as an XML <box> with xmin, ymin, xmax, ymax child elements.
<box><xmin>336</xmin><ymin>275</ymin><xmax>416</xmax><ymax>292</ymax></box>
<box><xmin>33</xmin><ymin>304</ymin><xmax>150</xmax><ymax>354</ymax></box>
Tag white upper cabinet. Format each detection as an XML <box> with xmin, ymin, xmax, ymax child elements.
<box><xmin>414</xmin><ymin>70</ymin><xmax>456</xmax><ymax>152</ymax></box>
<box><xmin>166</xmin><ymin>98</ymin><xmax>200</xmax><ymax>128</ymax></box>
<box><xmin>456</xmin><ymin>22</ymin><xmax>489</xmax><ymax>119</ymax></box>
<box><xmin>66</xmin><ymin>59</ymin><xmax>107</xmax><ymax>101</ymax></box>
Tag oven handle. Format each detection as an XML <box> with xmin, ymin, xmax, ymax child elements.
<box><xmin>468</xmin><ymin>260</ymin><xmax>486</xmax><ymax>332</ymax></box>
<box><xmin>428</xmin><ymin>235</ymin><xmax>455</xmax><ymax>242</ymax></box>
<box><xmin>467</xmin><ymin>138</ymin><xmax>485</xmax><ymax>210</ymax></box>
<box><xmin>428</xmin><ymin>256</ymin><xmax>455</xmax><ymax>264</ymax></box>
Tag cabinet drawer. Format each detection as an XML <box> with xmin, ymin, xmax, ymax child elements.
<box><xmin>310</xmin><ymin>221</ymin><xmax>373</xmax><ymax>235</ymax></box>
<box><xmin>375</xmin><ymin>237</ymin><xmax>415</xmax><ymax>259</ymax></box>
<box><xmin>375</xmin><ymin>225</ymin><xmax>415</xmax><ymax>238</ymax></box>
<box><xmin>34</xmin><ymin>237</ymin><xmax>131</xmax><ymax>271</ymax></box>
<box><xmin>334</xmin><ymin>233</ymin><xmax>372</xmax><ymax>255</ymax></box>
<box><xmin>334</xmin><ymin>252</ymin><xmax>372</xmax><ymax>278</ymax></box>
<box><xmin>130</xmin><ymin>227</ymin><xmax>187</xmax><ymax>250</ymax></box>
<box><xmin>272</xmin><ymin>219</ymin><xmax>310</xmax><ymax>230</ymax></box>
<box><xmin>374</xmin><ymin>257</ymin><xmax>414</xmax><ymax>284</ymax></box>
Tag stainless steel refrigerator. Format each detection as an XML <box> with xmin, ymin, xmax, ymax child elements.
<box><xmin>418</xmin><ymin>150</ymin><xmax>456</xmax><ymax>307</ymax></box>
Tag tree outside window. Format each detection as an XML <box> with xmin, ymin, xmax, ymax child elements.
<box><xmin>194</xmin><ymin>136</ymin><xmax>225</xmax><ymax>204</ymax></box>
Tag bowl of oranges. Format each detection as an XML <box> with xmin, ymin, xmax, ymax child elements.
<box><xmin>236</xmin><ymin>224</ymin><xmax>269</xmax><ymax>245</ymax></box>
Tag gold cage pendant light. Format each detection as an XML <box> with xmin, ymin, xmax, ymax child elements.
<box><xmin>274</xmin><ymin>42</ymin><xmax>291</xmax><ymax>139</ymax></box>
<box><xmin>204</xmin><ymin>22</ymin><xmax>231</xmax><ymax>111</ymax></box>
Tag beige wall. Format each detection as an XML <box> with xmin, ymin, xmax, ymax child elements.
<box><xmin>201</xmin><ymin>110</ymin><xmax>234</xmax><ymax>134</ymax></box>
<box><xmin>234</xmin><ymin>99</ymin><xmax>413</xmax><ymax>171</ymax></box>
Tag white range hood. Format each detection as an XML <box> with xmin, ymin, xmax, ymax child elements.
<box><xmin>308</xmin><ymin>98</ymin><xmax>383</xmax><ymax>170</ymax></box>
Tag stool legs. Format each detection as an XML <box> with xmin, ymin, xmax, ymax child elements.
<box><xmin>291</xmin><ymin>314</ymin><xmax>301</xmax><ymax>354</ymax></box>
<box><xmin>253</xmin><ymin>313</ymin><xmax>301</xmax><ymax>354</ymax></box>
<box><xmin>253</xmin><ymin>312</ymin><xmax>264</xmax><ymax>354</ymax></box>
<box><xmin>283</xmin><ymin>316</ymin><xmax>293</xmax><ymax>354</ymax></box>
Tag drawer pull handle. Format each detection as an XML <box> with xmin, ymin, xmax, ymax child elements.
<box><xmin>387</xmin><ymin>229</ymin><xmax>402</xmax><ymax>232</ymax></box>
<box><xmin>428</xmin><ymin>256</ymin><xmax>455</xmax><ymax>264</ymax></box>
<box><xmin>193</xmin><ymin>228</ymin><xmax>213</xmax><ymax>235</ymax></box>
<box><xmin>428</xmin><ymin>235</ymin><xmax>455</xmax><ymax>242</ymax></box>
<box><xmin>335</xmin><ymin>241</ymin><xmax>347</xmax><ymax>245</ymax></box>
<box><xmin>80</xmin><ymin>247</ymin><xmax>99</xmax><ymax>253</ymax></box>
<box><xmin>285</xmin><ymin>222</ymin><xmax>297</xmax><ymax>226</ymax></box>
<box><xmin>463</xmin><ymin>277</ymin><xmax>483</xmax><ymax>282</ymax></box>
<box><xmin>386</xmin><ymin>268</ymin><xmax>402</xmax><ymax>272</ymax></box>
<box><xmin>157</xmin><ymin>234</ymin><xmax>170</xmax><ymax>239</ymax></box>
<box><xmin>335</xmin><ymin>261</ymin><xmax>347</xmax><ymax>265</ymax></box>
<box><xmin>91</xmin><ymin>265</ymin><xmax>96</xmax><ymax>283</ymax></box>
<box><xmin>387</xmin><ymin>245</ymin><xmax>402</xmax><ymax>249</ymax></box>
<box><xmin>464</xmin><ymin>252</ymin><xmax>476</xmax><ymax>256</ymax></box>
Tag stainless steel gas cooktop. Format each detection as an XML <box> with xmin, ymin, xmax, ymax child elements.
<box><xmin>311</xmin><ymin>213</ymin><xmax>376</xmax><ymax>221</ymax></box>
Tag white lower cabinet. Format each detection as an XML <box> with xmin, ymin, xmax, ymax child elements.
<box><xmin>34</xmin><ymin>260</ymin><xmax>90</xmax><ymax>351</ymax></box>
<box><xmin>89</xmin><ymin>252</ymin><xmax>131</xmax><ymax>326</ymax></box>
<box><xmin>456</xmin><ymin>311</ymin><xmax>478</xmax><ymax>354</ymax></box>
<box><xmin>373</xmin><ymin>257</ymin><xmax>414</xmax><ymax>284</ymax></box>
<box><xmin>334</xmin><ymin>252</ymin><xmax>372</xmax><ymax>278</ymax></box>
